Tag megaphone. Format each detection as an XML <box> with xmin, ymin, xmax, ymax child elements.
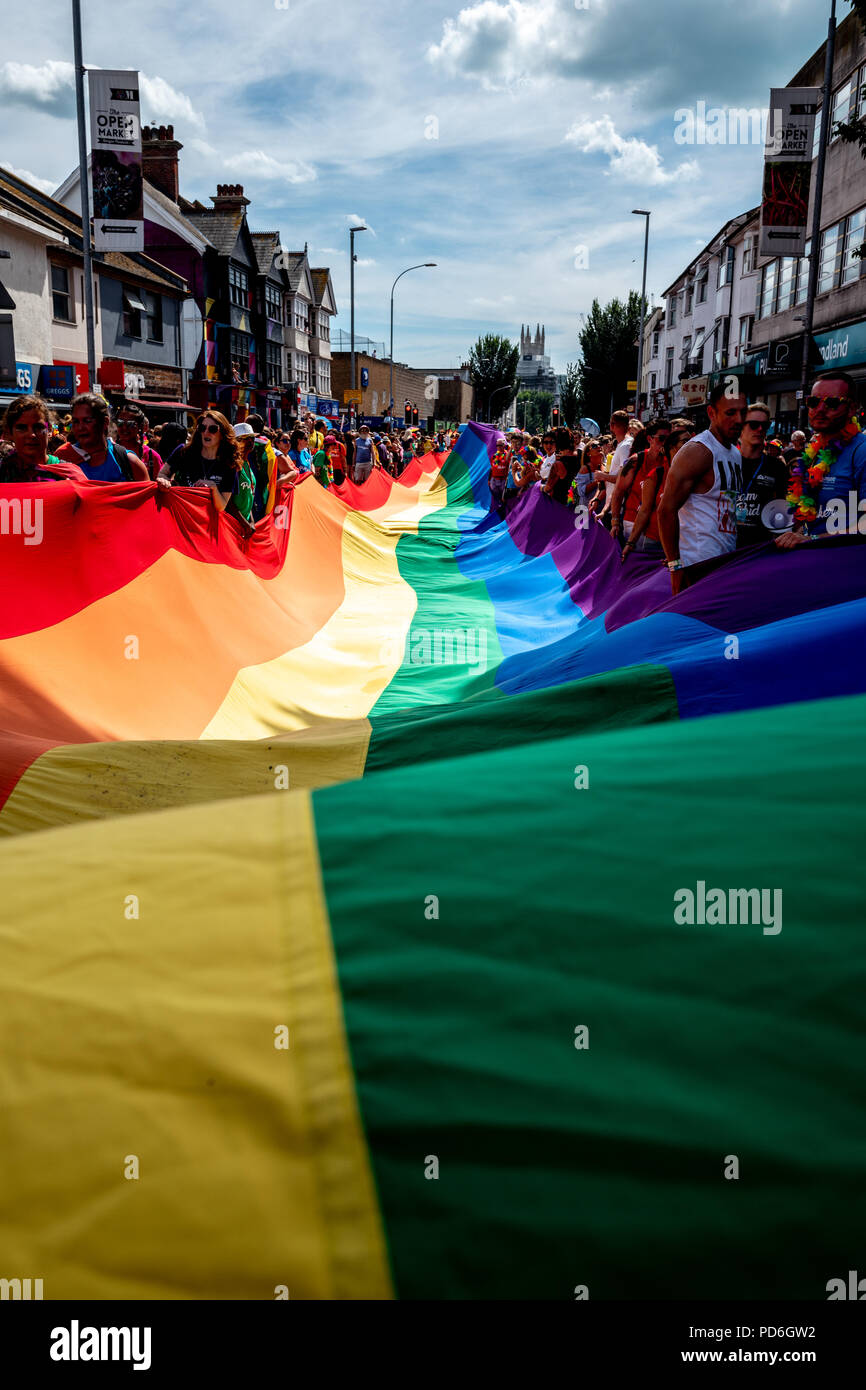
<box><xmin>761</xmin><ymin>498</ymin><xmax>795</xmax><ymax>533</ymax></box>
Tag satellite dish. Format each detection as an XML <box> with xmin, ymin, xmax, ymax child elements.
<box><xmin>761</xmin><ymin>498</ymin><xmax>795</xmax><ymax>533</ymax></box>
<box><xmin>181</xmin><ymin>299</ymin><xmax>205</xmax><ymax>372</ymax></box>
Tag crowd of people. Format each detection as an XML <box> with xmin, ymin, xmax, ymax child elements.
<box><xmin>0</xmin><ymin>393</ymin><xmax>461</xmax><ymax>536</ymax></box>
<box><xmin>487</xmin><ymin>369</ymin><xmax>866</xmax><ymax>592</ymax></box>
<box><xmin>3</xmin><ymin>374</ymin><xmax>865</xmax><ymax>595</ymax></box>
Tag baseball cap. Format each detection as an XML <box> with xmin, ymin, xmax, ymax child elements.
<box><xmin>233</xmin><ymin>422</ymin><xmax>255</xmax><ymax>438</ymax></box>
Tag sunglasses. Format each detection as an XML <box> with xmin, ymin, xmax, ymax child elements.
<box><xmin>806</xmin><ymin>395</ymin><xmax>849</xmax><ymax>410</ymax></box>
<box><xmin>744</xmin><ymin>419</ymin><xmax>769</xmax><ymax>430</ymax></box>
<box><xmin>200</xmin><ymin>423</ymin><xmax>220</xmax><ymax>435</ymax></box>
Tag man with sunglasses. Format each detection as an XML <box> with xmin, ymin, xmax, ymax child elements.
<box><xmin>734</xmin><ymin>403</ymin><xmax>789</xmax><ymax>549</ymax></box>
<box><xmin>777</xmin><ymin>370</ymin><xmax>866</xmax><ymax>548</ymax></box>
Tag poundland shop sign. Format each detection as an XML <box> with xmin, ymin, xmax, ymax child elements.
<box><xmin>814</xmin><ymin>320</ymin><xmax>866</xmax><ymax>368</ymax></box>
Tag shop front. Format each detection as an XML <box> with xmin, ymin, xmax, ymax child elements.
<box><xmin>189</xmin><ymin>378</ymin><xmax>292</xmax><ymax>428</ymax></box>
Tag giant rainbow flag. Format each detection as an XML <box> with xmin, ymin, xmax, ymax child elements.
<box><xmin>1</xmin><ymin>422</ymin><xmax>865</xmax><ymax>1299</ymax></box>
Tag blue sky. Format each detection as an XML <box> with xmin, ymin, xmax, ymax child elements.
<box><xmin>0</xmin><ymin>0</ymin><xmax>845</xmax><ymax>371</ymax></box>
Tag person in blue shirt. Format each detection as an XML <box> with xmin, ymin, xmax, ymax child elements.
<box><xmin>288</xmin><ymin>428</ymin><xmax>313</xmax><ymax>474</ymax></box>
<box><xmin>777</xmin><ymin>370</ymin><xmax>866</xmax><ymax>547</ymax></box>
<box><xmin>353</xmin><ymin>424</ymin><xmax>375</xmax><ymax>482</ymax></box>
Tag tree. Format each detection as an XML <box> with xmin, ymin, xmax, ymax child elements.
<box><xmin>575</xmin><ymin>292</ymin><xmax>643</xmax><ymax>426</ymax></box>
<box><xmin>559</xmin><ymin>364</ymin><xmax>581</xmax><ymax>428</ymax></box>
<box><xmin>468</xmin><ymin>334</ymin><xmax>520</xmax><ymax>422</ymax></box>
<box><xmin>516</xmin><ymin>389</ymin><xmax>553</xmax><ymax>434</ymax></box>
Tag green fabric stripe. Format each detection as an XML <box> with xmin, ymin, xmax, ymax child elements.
<box><xmin>366</xmin><ymin>664</ymin><xmax>679</xmax><ymax>774</ymax></box>
<box><xmin>370</xmin><ymin>442</ymin><xmax>504</xmax><ymax>714</ymax></box>
<box><xmin>316</xmin><ymin>692</ymin><xmax>866</xmax><ymax>1299</ymax></box>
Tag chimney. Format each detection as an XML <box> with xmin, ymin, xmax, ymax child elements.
<box><xmin>141</xmin><ymin>124</ymin><xmax>183</xmax><ymax>203</ymax></box>
<box><xmin>211</xmin><ymin>184</ymin><xmax>250</xmax><ymax>211</ymax></box>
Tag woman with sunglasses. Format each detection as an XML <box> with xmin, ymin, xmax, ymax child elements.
<box><xmin>0</xmin><ymin>394</ymin><xmax>89</xmax><ymax>483</ymax></box>
<box><xmin>288</xmin><ymin>428</ymin><xmax>313</xmax><ymax>474</ymax></box>
<box><xmin>160</xmin><ymin>410</ymin><xmax>249</xmax><ymax>523</ymax></box>
<box><xmin>621</xmin><ymin>425</ymin><xmax>694</xmax><ymax>560</ymax></box>
<box><xmin>734</xmin><ymin>404</ymin><xmax>789</xmax><ymax>549</ymax></box>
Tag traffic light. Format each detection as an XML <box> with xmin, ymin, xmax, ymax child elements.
<box><xmin>412</xmin><ymin>403</ymin><xmax>419</xmax><ymax>426</ymax></box>
<box><xmin>404</xmin><ymin>399</ymin><xmax>412</xmax><ymax>426</ymax></box>
<box><xmin>552</xmin><ymin>406</ymin><xmax>560</xmax><ymax>427</ymax></box>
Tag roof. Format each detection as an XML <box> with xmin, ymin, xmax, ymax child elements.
<box><xmin>281</xmin><ymin>252</ymin><xmax>308</xmax><ymax>292</ymax></box>
<box><xmin>251</xmin><ymin>231</ymin><xmax>281</xmax><ymax>276</ymax></box>
<box><xmin>144</xmin><ymin>178</ymin><xmax>215</xmax><ymax>251</ymax></box>
<box><xmin>310</xmin><ymin>268</ymin><xmax>333</xmax><ymax>307</ymax></box>
<box><xmin>182</xmin><ymin>203</ymin><xmax>248</xmax><ymax>258</ymax></box>
<box><xmin>1</xmin><ymin>166</ymin><xmax>188</xmax><ymax>294</ymax></box>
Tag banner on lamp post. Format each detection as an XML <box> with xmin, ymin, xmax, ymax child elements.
<box><xmin>88</xmin><ymin>69</ymin><xmax>143</xmax><ymax>251</ymax></box>
<box><xmin>759</xmin><ymin>87</ymin><xmax>821</xmax><ymax>258</ymax></box>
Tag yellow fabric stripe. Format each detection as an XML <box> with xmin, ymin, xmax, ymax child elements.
<box><xmin>0</xmin><ymin>791</ymin><xmax>393</xmax><ymax>1299</ymax></box>
<box><xmin>201</xmin><ymin>482</ymin><xmax>444</xmax><ymax>739</ymax></box>
<box><xmin>0</xmin><ymin>722</ymin><xmax>372</xmax><ymax>838</ymax></box>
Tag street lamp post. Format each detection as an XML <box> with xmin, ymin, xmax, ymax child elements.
<box><xmin>489</xmin><ymin>383</ymin><xmax>515</xmax><ymax>424</ymax></box>
<box><xmin>798</xmin><ymin>0</ymin><xmax>837</xmax><ymax>430</ymax></box>
<box><xmin>72</xmin><ymin>0</ymin><xmax>96</xmax><ymax>386</ymax></box>
<box><xmin>350</xmin><ymin>224</ymin><xmax>367</xmax><ymax>395</ymax></box>
<box><xmin>632</xmin><ymin>210</ymin><xmax>651</xmax><ymax>421</ymax></box>
<box><xmin>390</xmin><ymin>263</ymin><xmax>436</xmax><ymax>419</ymax></box>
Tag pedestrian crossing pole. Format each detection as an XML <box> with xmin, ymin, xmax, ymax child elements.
<box><xmin>72</xmin><ymin>0</ymin><xmax>97</xmax><ymax>387</ymax></box>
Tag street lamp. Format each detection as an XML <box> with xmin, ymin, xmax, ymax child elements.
<box><xmin>349</xmin><ymin>224</ymin><xmax>367</xmax><ymax>395</ymax></box>
<box><xmin>488</xmin><ymin>382</ymin><xmax>515</xmax><ymax>424</ymax></box>
<box><xmin>632</xmin><ymin>210</ymin><xmax>651</xmax><ymax>421</ymax></box>
<box><xmin>389</xmin><ymin>262</ymin><xmax>436</xmax><ymax>420</ymax></box>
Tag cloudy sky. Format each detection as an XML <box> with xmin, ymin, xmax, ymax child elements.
<box><xmin>0</xmin><ymin>0</ymin><xmax>841</xmax><ymax>372</ymax></box>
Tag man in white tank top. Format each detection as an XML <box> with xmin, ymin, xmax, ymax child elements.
<box><xmin>657</xmin><ymin>383</ymin><xmax>746</xmax><ymax>592</ymax></box>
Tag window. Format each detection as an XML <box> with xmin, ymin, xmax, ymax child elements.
<box><xmin>696</xmin><ymin>265</ymin><xmax>708</xmax><ymax>303</ymax></box>
<box><xmin>818</xmin><ymin>220</ymin><xmax>844</xmax><ymax>293</ymax></box>
<box><xmin>758</xmin><ymin>260</ymin><xmax>778</xmax><ymax>319</ymax></box>
<box><xmin>649</xmin><ymin>372</ymin><xmax>657</xmax><ymax>392</ymax></box>
<box><xmin>718</xmin><ymin>244</ymin><xmax>735</xmax><ymax>288</ymax></box>
<box><xmin>122</xmin><ymin>286</ymin><xmax>146</xmax><ymax>337</ymax></box>
<box><xmin>665</xmin><ymin>345</ymin><xmax>674</xmax><ymax>388</ymax></box>
<box><xmin>265</xmin><ymin>282</ymin><xmax>281</xmax><ymax>320</ymax></box>
<box><xmin>145</xmin><ymin>291</ymin><xmax>163</xmax><ymax>342</ymax></box>
<box><xmin>858</xmin><ymin>65</ymin><xmax>866</xmax><ymax>118</ymax></box>
<box><xmin>813</xmin><ymin>106</ymin><xmax>824</xmax><ymax>160</ymax></box>
<box><xmin>229</xmin><ymin>264</ymin><xmax>249</xmax><ymax>308</ymax></box>
<box><xmin>293</xmin><ymin>299</ymin><xmax>309</xmax><ymax>333</ymax></box>
<box><xmin>777</xmin><ymin>257</ymin><xmax>797</xmax><ymax>313</ymax></box>
<box><xmin>319</xmin><ymin>313</ymin><xmax>330</xmax><ymax>341</ymax></box>
<box><xmin>831</xmin><ymin>78</ymin><xmax>854</xmax><ymax>140</ymax></box>
<box><xmin>684</xmin><ymin>285</ymin><xmax>693</xmax><ymax>316</ymax></box>
<box><xmin>51</xmin><ymin>264</ymin><xmax>73</xmax><ymax>322</ymax></box>
<box><xmin>265</xmin><ymin>340</ymin><xmax>281</xmax><ymax>386</ymax></box>
<box><xmin>738</xmin><ymin>316</ymin><xmax>753</xmax><ymax>359</ymax></box>
<box><xmin>230</xmin><ymin>330</ymin><xmax>250</xmax><ymax>380</ymax></box>
<box><xmin>795</xmin><ymin>239</ymin><xmax>812</xmax><ymax>305</ymax></box>
<box><xmin>668</xmin><ymin>297</ymin><xmax>677</xmax><ymax>329</ymax></box>
<box><xmin>652</xmin><ymin>328</ymin><xmax>660</xmax><ymax>358</ymax></box>
<box><xmin>680</xmin><ymin>334</ymin><xmax>692</xmax><ymax>369</ymax></box>
<box><xmin>742</xmin><ymin>237</ymin><xmax>754</xmax><ymax>275</ymax></box>
<box><xmin>842</xmin><ymin>207</ymin><xmax>866</xmax><ymax>285</ymax></box>
<box><xmin>712</xmin><ymin>317</ymin><xmax>730</xmax><ymax>372</ymax></box>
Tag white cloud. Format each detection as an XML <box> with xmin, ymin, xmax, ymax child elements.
<box><xmin>140</xmin><ymin>73</ymin><xmax>206</xmax><ymax>133</ymax></box>
<box><xmin>428</xmin><ymin>0</ymin><xmax>561</xmax><ymax>91</ymax></box>
<box><xmin>355</xmin><ymin>257</ymin><xmax>376</xmax><ymax>267</ymax></box>
<box><xmin>222</xmin><ymin>150</ymin><xmax>316</xmax><ymax>184</ymax></box>
<box><xmin>0</xmin><ymin>161</ymin><xmax>57</xmax><ymax>193</ymax></box>
<box><xmin>564</xmin><ymin>116</ymin><xmax>700</xmax><ymax>185</ymax></box>
<box><xmin>0</xmin><ymin>59</ymin><xmax>74</xmax><ymax>113</ymax></box>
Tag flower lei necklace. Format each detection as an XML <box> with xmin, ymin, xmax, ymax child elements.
<box><xmin>787</xmin><ymin>418</ymin><xmax>860</xmax><ymax>522</ymax></box>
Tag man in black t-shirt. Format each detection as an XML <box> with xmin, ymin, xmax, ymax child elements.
<box><xmin>736</xmin><ymin>406</ymin><xmax>790</xmax><ymax>548</ymax></box>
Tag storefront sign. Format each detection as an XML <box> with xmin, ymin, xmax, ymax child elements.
<box><xmin>53</xmin><ymin>360</ymin><xmax>90</xmax><ymax>393</ymax></box>
<box><xmin>681</xmin><ymin>375</ymin><xmax>708</xmax><ymax>406</ymax></box>
<box><xmin>11</xmin><ymin>361</ymin><xmax>35</xmax><ymax>393</ymax></box>
<box><xmin>759</xmin><ymin>87</ymin><xmax>820</xmax><ymax>257</ymax></box>
<box><xmin>38</xmin><ymin>363</ymin><xmax>75</xmax><ymax>400</ymax></box>
<box><xmin>813</xmin><ymin>319</ymin><xmax>866</xmax><ymax>368</ymax></box>
<box><xmin>88</xmin><ymin>69</ymin><xmax>143</xmax><ymax>251</ymax></box>
<box><xmin>98</xmin><ymin>358</ymin><xmax>126</xmax><ymax>390</ymax></box>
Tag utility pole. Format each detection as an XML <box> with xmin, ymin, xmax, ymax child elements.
<box><xmin>798</xmin><ymin>0</ymin><xmax>837</xmax><ymax>430</ymax></box>
<box><xmin>72</xmin><ymin>0</ymin><xmax>96</xmax><ymax>385</ymax></box>
<box><xmin>349</xmin><ymin>224</ymin><xmax>367</xmax><ymax>393</ymax></box>
<box><xmin>633</xmin><ymin>210</ymin><xmax>651</xmax><ymax>421</ymax></box>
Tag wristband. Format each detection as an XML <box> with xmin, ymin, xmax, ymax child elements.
<box><xmin>667</xmin><ymin>559</ymin><xmax>683</xmax><ymax>571</ymax></box>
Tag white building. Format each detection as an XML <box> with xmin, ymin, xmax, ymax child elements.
<box><xmin>644</xmin><ymin>207</ymin><xmax>761</xmax><ymax>418</ymax></box>
<box><xmin>517</xmin><ymin>323</ymin><xmax>557</xmax><ymax>395</ymax></box>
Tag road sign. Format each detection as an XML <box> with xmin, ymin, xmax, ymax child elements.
<box><xmin>343</xmin><ymin>389</ymin><xmax>363</xmax><ymax>404</ymax></box>
<box><xmin>627</xmin><ymin>380</ymin><xmax>638</xmax><ymax>392</ymax></box>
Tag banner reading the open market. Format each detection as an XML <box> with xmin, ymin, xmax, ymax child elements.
<box><xmin>759</xmin><ymin>86</ymin><xmax>820</xmax><ymax>258</ymax></box>
<box><xmin>88</xmin><ymin>68</ymin><xmax>143</xmax><ymax>252</ymax></box>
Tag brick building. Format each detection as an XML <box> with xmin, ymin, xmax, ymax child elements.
<box><xmin>332</xmin><ymin>352</ymin><xmax>474</xmax><ymax>426</ymax></box>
